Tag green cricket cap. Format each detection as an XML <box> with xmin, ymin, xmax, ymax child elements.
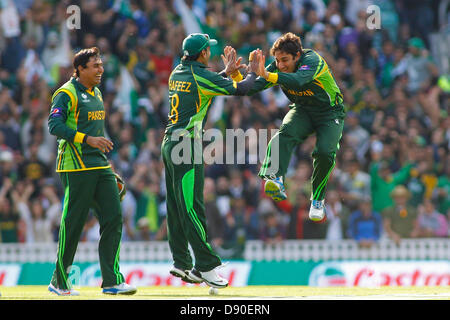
<box><xmin>408</xmin><ymin>37</ymin><xmax>425</xmax><ymax>49</ymax></box>
<box><xmin>182</xmin><ymin>33</ymin><xmax>217</xmax><ymax>56</ymax></box>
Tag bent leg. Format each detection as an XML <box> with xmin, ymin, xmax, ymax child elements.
<box><xmin>259</xmin><ymin>107</ymin><xmax>314</xmax><ymax>179</ymax></box>
<box><xmin>311</xmin><ymin>117</ymin><xmax>344</xmax><ymax>201</ymax></box>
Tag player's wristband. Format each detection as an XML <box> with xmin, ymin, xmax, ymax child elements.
<box><xmin>266</xmin><ymin>72</ymin><xmax>278</xmax><ymax>83</ymax></box>
<box><xmin>74</xmin><ymin>132</ymin><xmax>86</xmax><ymax>144</ymax></box>
<box><xmin>83</xmin><ymin>134</ymin><xmax>89</xmax><ymax>144</ymax></box>
<box><xmin>231</xmin><ymin>71</ymin><xmax>243</xmax><ymax>82</ymax></box>
<box><xmin>235</xmin><ymin>72</ymin><xmax>257</xmax><ymax>95</ymax></box>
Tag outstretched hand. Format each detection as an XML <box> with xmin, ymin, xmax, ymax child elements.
<box><xmin>247</xmin><ymin>49</ymin><xmax>267</xmax><ymax>78</ymax></box>
<box><xmin>221</xmin><ymin>46</ymin><xmax>246</xmax><ymax>77</ymax></box>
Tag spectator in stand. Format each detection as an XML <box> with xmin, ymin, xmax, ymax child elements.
<box><xmin>347</xmin><ymin>200</ymin><xmax>383</xmax><ymax>248</ymax></box>
<box><xmin>324</xmin><ymin>189</ymin><xmax>350</xmax><ymax>241</ymax></box>
<box><xmin>149</xmin><ymin>41</ymin><xmax>174</xmax><ymax>86</ymax></box>
<box><xmin>224</xmin><ymin>196</ymin><xmax>259</xmax><ymax>250</ymax></box>
<box><xmin>12</xmin><ymin>182</ymin><xmax>60</xmax><ymax>243</ymax></box>
<box><xmin>215</xmin><ymin>176</ymin><xmax>231</xmax><ymax>218</ymax></box>
<box><xmin>0</xmin><ymin>178</ymin><xmax>21</xmax><ymax>242</ymax></box>
<box><xmin>382</xmin><ymin>185</ymin><xmax>419</xmax><ymax>244</ymax></box>
<box><xmin>287</xmin><ymin>189</ymin><xmax>309</xmax><ymax>239</ymax></box>
<box><xmin>414</xmin><ymin>199</ymin><xmax>448</xmax><ymax>238</ymax></box>
<box><xmin>242</xmin><ymin>171</ymin><xmax>262</xmax><ymax>209</ymax></box>
<box><xmin>0</xmin><ymin>87</ymin><xmax>21</xmax><ymax>152</ymax></box>
<box><xmin>259</xmin><ymin>211</ymin><xmax>286</xmax><ymax>244</ymax></box>
<box><xmin>120</xmin><ymin>182</ymin><xmax>138</xmax><ymax>242</ymax></box>
<box><xmin>135</xmin><ymin>217</ymin><xmax>151</xmax><ymax>241</ymax></box>
<box><xmin>342</xmin><ymin>112</ymin><xmax>370</xmax><ymax>163</ymax></box>
<box><xmin>391</xmin><ymin>37</ymin><xmax>439</xmax><ymax>94</ymax></box>
<box><xmin>335</xmin><ymin>158</ymin><xmax>371</xmax><ymax>211</ymax></box>
<box><xmin>369</xmin><ymin>154</ymin><xmax>415</xmax><ymax>213</ymax></box>
<box><xmin>0</xmin><ymin>150</ymin><xmax>17</xmax><ymax>187</ymax></box>
<box><xmin>435</xmin><ymin>156</ymin><xmax>450</xmax><ymax>217</ymax></box>
<box><xmin>204</xmin><ymin>177</ymin><xmax>225</xmax><ymax>249</ymax></box>
<box><xmin>18</xmin><ymin>142</ymin><xmax>50</xmax><ymax>188</ymax></box>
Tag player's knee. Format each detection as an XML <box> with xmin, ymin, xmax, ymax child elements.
<box><xmin>102</xmin><ymin>210</ymin><xmax>123</xmax><ymax>229</ymax></box>
<box><xmin>312</xmin><ymin>150</ymin><xmax>335</xmax><ymax>165</ymax></box>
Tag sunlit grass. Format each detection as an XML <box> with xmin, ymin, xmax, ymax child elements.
<box><xmin>0</xmin><ymin>285</ymin><xmax>449</xmax><ymax>300</ymax></box>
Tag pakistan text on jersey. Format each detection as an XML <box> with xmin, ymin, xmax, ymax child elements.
<box><xmin>88</xmin><ymin>110</ymin><xmax>106</xmax><ymax>121</ymax></box>
<box><xmin>169</xmin><ymin>80</ymin><xmax>192</xmax><ymax>92</ymax></box>
<box><xmin>286</xmin><ymin>89</ymin><xmax>315</xmax><ymax>97</ymax></box>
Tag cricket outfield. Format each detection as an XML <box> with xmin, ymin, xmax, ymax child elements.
<box><xmin>0</xmin><ymin>285</ymin><xmax>449</xmax><ymax>300</ymax></box>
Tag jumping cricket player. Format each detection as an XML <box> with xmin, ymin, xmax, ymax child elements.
<box><xmin>225</xmin><ymin>32</ymin><xmax>345</xmax><ymax>221</ymax></box>
<box><xmin>47</xmin><ymin>47</ymin><xmax>136</xmax><ymax>295</ymax></box>
<box><xmin>162</xmin><ymin>33</ymin><xmax>264</xmax><ymax>288</ymax></box>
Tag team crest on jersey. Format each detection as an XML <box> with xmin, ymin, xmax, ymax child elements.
<box><xmin>50</xmin><ymin>108</ymin><xmax>62</xmax><ymax>117</ymax></box>
<box><xmin>299</xmin><ymin>65</ymin><xmax>311</xmax><ymax>71</ymax></box>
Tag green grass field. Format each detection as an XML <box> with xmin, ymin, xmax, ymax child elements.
<box><xmin>1</xmin><ymin>285</ymin><xmax>449</xmax><ymax>300</ymax></box>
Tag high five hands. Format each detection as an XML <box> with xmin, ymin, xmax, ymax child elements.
<box><xmin>221</xmin><ymin>46</ymin><xmax>266</xmax><ymax>78</ymax></box>
<box><xmin>247</xmin><ymin>49</ymin><xmax>266</xmax><ymax>78</ymax></box>
<box><xmin>221</xmin><ymin>46</ymin><xmax>246</xmax><ymax>77</ymax></box>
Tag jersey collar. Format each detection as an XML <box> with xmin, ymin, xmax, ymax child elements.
<box><xmin>71</xmin><ymin>77</ymin><xmax>96</xmax><ymax>95</ymax></box>
<box><xmin>181</xmin><ymin>60</ymin><xmax>207</xmax><ymax>68</ymax></box>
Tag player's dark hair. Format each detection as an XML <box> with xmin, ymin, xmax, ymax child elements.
<box><xmin>270</xmin><ymin>32</ymin><xmax>303</xmax><ymax>57</ymax></box>
<box><xmin>182</xmin><ymin>50</ymin><xmax>202</xmax><ymax>62</ymax></box>
<box><xmin>72</xmin><ymin>47</ymin><xmax>101</xmax><ymax>77</ymax></box>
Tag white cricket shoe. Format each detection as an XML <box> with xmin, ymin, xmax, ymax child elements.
<box><xmin>102</xmin><ymin>282</ymin><xmax>137</xmax><ymax>295</ymax></box>
<box><xmin>48</xmin><ymin>283</ymin><xmax>80</xmax><ymax>296</ymax></box>
<box><xmin>170</xmin><ymin>266</ymin><xmax>202</xmax><ymax>284</ymax></box>
<box><xmin>189</xmin><ymin>266</ymin><xmax>228</xmax><ymax>289</ymax></box>
<box><xmin>309</xmin><ymin>199</ymin><xmax>325</xmax><ymax>221</ymax></box>
<box><xmin>264</xmin><ymin>176</ymin><xmax>287</xmax><ymax>202</ymax></box>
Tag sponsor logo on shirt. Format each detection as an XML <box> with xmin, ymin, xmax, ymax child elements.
<box><xmin>50</xmin><ymin>108</ymin><xmax>62</xmax><ymax>117</ymax></box>
<box><xmin>299</xmin><ymin>65</ymin><xmax>311</xmax><ymax>71</ymax></box>
<box><xmin>81</xmin><ymin>93</ymin><xmax>90</xmax><ymax>102</ymax></box>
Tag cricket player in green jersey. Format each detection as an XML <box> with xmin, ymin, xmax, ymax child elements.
<box><xmin>225</xmin><ymin>32</ymin><xmax>345</xmax><ymax>222</ymax></box>
<box><xmin>47</xmin><ymin>47</ymin><xmax>136</xmax><ymax>295</ymax></box>
<box><xmin>162</xmin><ymin>33</ymin><xmax>264</xmax><ymax>288</ymax></box>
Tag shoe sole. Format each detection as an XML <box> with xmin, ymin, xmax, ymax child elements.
<box><xmin>309</xmin><ymin>212</ymin><xmax>325</xmax><ymax>222</ymax></box>
<box><xmin>204</xmin><ymin>280</ymin><xmax>228</xmax><ymax>289</ymax></box>
<box><xmin>170</xmin><ymin>269</ymin><xmax>201</xmax><ymax>284</ymax></box>
<box><xmin>102</xmin><ymin>288</ymin><xmax>137</xmax><ymax>295</ymax></box>
<box><xmin>264</xmin><ymin>180</ymin><xmax>287</xmax><ymax>202</ymax></box>
<box><xmin>48</xmin><ymin>285</ymin><xmax>79</xmax><ymax>296</ymax></box>
<box><xmin>190</xmin><ymin>270</ymin><xmax>228</xmax><ymax>289</ymax></box>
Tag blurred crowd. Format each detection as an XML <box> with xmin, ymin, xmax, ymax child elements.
<box><xmin>0</xmin><ymin>0</ymin><xmax>448</xmax><ymax>258</ymax></box>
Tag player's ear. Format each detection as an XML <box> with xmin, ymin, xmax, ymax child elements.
<box><xmin>78</xmin><ymin>64</ymin><xmax>86</xmax><ymax>75</ymax></box>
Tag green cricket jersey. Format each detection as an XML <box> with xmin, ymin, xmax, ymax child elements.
<box><xmin>48</xmin><ymin>77</ymin><xmax>111</xmax><ymax>172</ymax></box>
<box><xmin>165</xmin><ymin>60</ymin><xmax>240</xmax><ymax>137</ymax></box>
<box><xmin>249</xmin><ymin>49</ymin><xmax>344</xmax><ymax>110</ymax></box>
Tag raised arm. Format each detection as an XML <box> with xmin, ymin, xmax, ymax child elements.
<box><xmin>220</xmin><ymin>47</ymin><xmax>277</xmax><ymax>96</ymax></box>
<box><xmin>199</xmin><ymin>49</ymin><xmax>265</xmax><ymax>97</ymax></box>
<box><xmin>259</xmin><ymin>57</ymin><xmax>319</xmax><ymax>90</ymax></box>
